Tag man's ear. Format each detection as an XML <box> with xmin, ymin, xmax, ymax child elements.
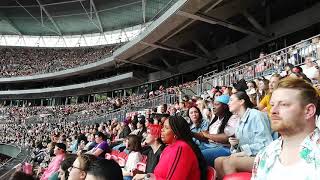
<box><xmin>304</xmin><ymin>103</ymin><xmax>316</xmax><ymax>120</ymax></box>
<box><xmin>80</xmin><ymin>171</ymin><xmax>87</xmax><ymax>179</ymax></box>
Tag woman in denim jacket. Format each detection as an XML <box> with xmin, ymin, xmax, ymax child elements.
<box><xmin>214</xmin><ymin>91</ymin><xmax>274</xmax><ymax>179</ymax></box>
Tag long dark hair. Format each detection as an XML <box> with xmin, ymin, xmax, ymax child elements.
<box><xmin>168</xmin><ymin>116</ymin><xmax>207</xmax><ymax>180</ymax></box>
<box><xmin>233</xmin><ymin>91</ymin><xmax>254</xmax><ymax>109</ymax></box>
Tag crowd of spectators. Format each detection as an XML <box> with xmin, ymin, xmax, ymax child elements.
<box><xmin>1</xmin><ymin>35</ymin><xmax>320</xmax><ymax>180</ymax></box>
<box><xmin>0</xmin><ymin>46</ymin><xmax>116</xmax><ymax>77</ymax></box>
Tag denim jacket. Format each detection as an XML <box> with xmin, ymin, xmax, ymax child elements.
<box><xmin>190</xmin><ymin>119</ymin><xmax>209</xmax><ymax>146</ymax></box>
<box><xmin>233</xmin><ymin>108</ymin><xmax>273</xmax><ymax>156</ymax></box>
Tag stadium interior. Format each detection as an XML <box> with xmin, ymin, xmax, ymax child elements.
<box><xmin>0</xmin><ymin>0</ymin><xmax>320</xmax><ymax>179</ymax></box>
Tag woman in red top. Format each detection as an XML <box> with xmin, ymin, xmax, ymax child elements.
<box><xmin>134</xmin><ymin>116</ymin><xmax>207</xmax><ymax>180</ymax></box>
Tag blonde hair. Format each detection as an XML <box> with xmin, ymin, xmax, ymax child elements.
<box><xmin>276</xmin><ymin>77</ymin><xmax>320</xmax><ymax>115</ymax></box>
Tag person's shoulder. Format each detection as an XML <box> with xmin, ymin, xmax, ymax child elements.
<box><xmin>258</xmin><ymin>138</ymin><xmax>281</xmax><ymax>156</ymax></box>
<box><xmin>174</xmin><ymin>140</ymin><xmax>194</xmax><ymax>153</ymax></box>
<box><xmin>250</xmin><ymin>108</ymin><xmax>267</xmax><ymax>117</ymax></box>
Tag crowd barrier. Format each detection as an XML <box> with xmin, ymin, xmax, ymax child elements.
<box><xmin>197</xmin><ymin>34</ymin><xmax>320</xmax><ymax>94</ymax></box>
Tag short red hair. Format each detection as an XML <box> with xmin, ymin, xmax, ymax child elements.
<box><xmin>148</xmin><ymin>124</ymin><xmax>162</xmax><ymax>139</ymax></box>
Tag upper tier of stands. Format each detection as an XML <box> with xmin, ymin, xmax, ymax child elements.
<box><xmin>0</xmin><ymin>46</ymin><xmax>116</xmax><ymax>77</ymax></box>
<box><xmin>197</xmin><ymin>34</ymin><xmax>320</xmax><ymax>94</ymax></box>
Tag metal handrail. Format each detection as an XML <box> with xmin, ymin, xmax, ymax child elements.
<box><xmin>197</xmin><ymin>34</ymin><xmax>320</xmax><ymax>94</ymax></box>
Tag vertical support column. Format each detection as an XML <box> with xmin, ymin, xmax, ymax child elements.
<box><xmin>65</xmin><ymin>97</ymin><xmax>68</xmax><ymax>105</ymax></box>
<box><xmin>76</xmin><ymin>96</ymin><xmax>78</xmax><ymax>104</ymax></box>
<box><xmin>41</xmin><ymin>99</ymin><xmax>44</xmax><ymax>106</ymax></box>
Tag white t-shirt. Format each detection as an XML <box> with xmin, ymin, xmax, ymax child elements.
<box><xmin>124</xmin><ymin>151</ymin><xmax>142</xmax><ymax>171</ymax></box>
<box><xmin>267</xmin><ymin>158</ymin><xmax>314</xmax><ymax>180</ymax></box>
<box><xmin>304</xmin><ymin>66</ymin><xmax>318</xmax><ymax>80</ymax></box>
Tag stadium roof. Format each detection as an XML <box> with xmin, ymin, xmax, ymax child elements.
<box><xmin>0</xmin><ymin>0</ymin><xmax>177</xmax><ymax>36</ymax></box>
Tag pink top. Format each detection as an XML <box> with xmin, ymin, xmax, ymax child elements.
<box><xmin>40</xmin><ymin>154</ymin><xmax>65</xmax><ymax>180</ymax></box>
<box><xmin>154</xmin><ymin>140</ymin><xmax>200</xmax><ymax>180</ymax></box>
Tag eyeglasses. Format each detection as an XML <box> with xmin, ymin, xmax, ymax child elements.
<box><xmin>68</xmin><ymin>165</ymin><xmax>82</xmax><ymax>172</ymax></box>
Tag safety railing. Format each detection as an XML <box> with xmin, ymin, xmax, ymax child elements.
<box><xmin>197</xmin><ymin>34</ymin><xmax>320</xmax><ymax>94</ymax></box>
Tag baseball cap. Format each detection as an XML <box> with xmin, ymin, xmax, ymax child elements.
<box><xmin>215</xmin><ymin>95</ymin><xmax>230</xmax><ymax>105</ymax></box>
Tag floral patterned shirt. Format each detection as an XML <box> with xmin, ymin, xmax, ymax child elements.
<box><xmin>251</xmin><ymin>128</ymin><xmax>320</xmax><ymax>180</ymax></box>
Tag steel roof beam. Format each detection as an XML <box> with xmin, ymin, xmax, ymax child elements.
<box><xmin>90</xmin><ymin>0</ymin><xmax>104</xmax><ymax>33</ymax></box>
<box><xmin>140</xmin><ymin>41</ymin><xmax>209</xmax><ymax>59</ymax></box>
<box><xmin>15</xmin><ymin>0</ymin><xmax>60</xmax><ymax>35</ymax></box>
<box><xmin>129</xmin><ymin>0</ymin><xmax>224</xmax><ymax>61</ymax></box>
<box><xmin>42</xmin><ymin>0</ymin><xmax>86</xmax><ymax>7</ymax></box>
<box><xmin>160</xmin><ymin>57</ymin><xmax>173</xmax><ymax>68</ymax></box>
<box><xmin>117</xmin><ymin>59</ymin><xmax>164</xmax><ymax>72</ymax></box>
<box><xmin>242</xmin><ymin>10</ymin><xmax>269</xmax><ymax>35</ymax></box>
<box><xmin>177</xmin><ymin>11</ymin><xmax>270</xmax><ymax>38</ymax></box>
<box><xmin>192</xmin><ymin>40</ymin><xmax>212</xmax><ymax>58</ymax></box>
<box><xmin>142</xmin><ymin>0</ymin><xmax>146</xmax><ymax>24</ymax></box>
<box><xmin>80</xmin><ymin>0</ymin><xmax>102</xmax><ymax>33</ymax></box>
<box><xmin>35</xmin><ymin>0</ymin><xmax>62</xmax><ymax>35</ymax></box>
<box><xmin>0</xmin><ymin>15</ymin><xmax>22</xmax><ymax>35</ymax></box>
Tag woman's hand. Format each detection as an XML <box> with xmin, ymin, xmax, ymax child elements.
<box><xmin>132</xmin><ymin>174</ymin><xmax>146</xmax><ymax>180</ymax></box>
<box><xmin>229</xmin><ymin>137</ymin><xmax>239</xmax><ymax>147</ymax></box>
<box><xmin>201</xmin><ymin>131</ymin><xmax>209</xmax><ymax>139</ymax></box>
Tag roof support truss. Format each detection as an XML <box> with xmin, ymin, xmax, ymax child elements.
<box><xmin>35</xmin><ymin>0</ymin><xmax>62</xmax><ymax>35</ymax></box>
<box><xmin>90</xmin><ymin>0</ymin><xmax>104</xmax><ymax>32</ymax></box>
<box><xmin>0</xmin><ymin>15</ymin><xmax>22</xmax><ymax>35</ymax></box>
<box><xmin>15</xmin><ymin>0</ymin><xmax>60</xmax><ymax>35</ymax></box>
<box><xmin>80</xmin><ymin>0</ymin><xmax>103</xmax><ymax>33</ymax></box>
<box><xmin>242</xmin><ymin>10</ymin><xmax>268</xmax><ymax>35</ymax></box>
<box><xmin>140</xmin><ymin>41</ymin><xmax>209</xmax><ymax>59</ymax></box>
<box><xmin>142</xmin><ymin>0</ymin><xmax>147</xmax><ymax>24</ymax></box>
<box><xmin>177</xmin><ymin>11</ymin><xmax>270</xmax><ymax>38</ymax></box>
<box><xmin>117</xmin><ymin>59</ymin><xmax>166</xmax><ymax>72</ymax></box>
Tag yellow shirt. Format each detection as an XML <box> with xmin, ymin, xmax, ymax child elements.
<box><xmin>259</xmin><ymin>94</ymin><xmax>271</xmax><ymax>115</ymax></box>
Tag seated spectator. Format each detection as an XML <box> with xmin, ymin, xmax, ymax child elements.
<box><xmin>215</xmin><ymin>92</ymin><xmax>274</xmax><ymax>179</ymax></box>
<box><xmin>68</xmin><ymin>154</ymin><xmax>96</xmax><ymax>180</ymax></box>
<box><xmin>10</xmin><ymin>171</ymin><xmax>35</xmax><ymax>180</ymax></box>
<box><xmin>40</xmin><ymin>143</ymin><xmax>66</xmax><ymax>180</ymax></box>
<box><xmin>188</xmin><ymin>106</ymin><xmax>209</xmax><ymax>149</ymax></box>
<box><xmin>55</xmin><ymin>154</ymin><xmax>77</xmax><ymax>180</ymax></box>
<box><xmin>258</xmin><ymin>74</ymin><xmax>281</xmax><ymax>115</ymax></box>
<box><xmin>84</xmin><ymin>134</ymin><xmax>96</xmax><ymax>151</ymax></box>
<box><xmin>87</xmin><ymin>132</ymin><xmax>110</xmax><ymax>158</ymax></box>
<box><xmin>122</xmin><ymin>135</ymin><xmax>143</xmax><ymax>180</ymax></box>
<box><xmin>197</xmin><ymin>95</ymin><xmax>238</xmax><ymax>166</ymax></box>
<box><xmin>202</xmin><ymin>108</ymin><xmax>214</xmax><ymax>122</ymax></box>
<box><xmin>252</xmin><ymin>78</ymin><xmax>320</xmax><ymax>179</ymax></box>
<box><xmin>257</xmin><ymin>78</ymin><xmax>269</xmax><ymax>102</ymax></box>
<box><xmin>133</xmin><ymin>116</ymin><xmax>207</xmax><ymax>180</ymax></box>
<box><xmin>246</xmin><ymin>81</ymin><xmax>258</xmax><ymax>105</ymax></box>
<box><xmin>85</xmin><ymin>159</ymin><xmax>123</xmax><ymax>180</ymax></box>
<box><xmin>133</xmin><ymin>124</ymin><xmax>165</xmax><ymax>179</ymax></box>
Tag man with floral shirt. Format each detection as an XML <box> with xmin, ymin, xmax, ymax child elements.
<box><xmin>251</xmin><ymin>78</ymin><xmax>320</xmax><ymax>180</ymax></box>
